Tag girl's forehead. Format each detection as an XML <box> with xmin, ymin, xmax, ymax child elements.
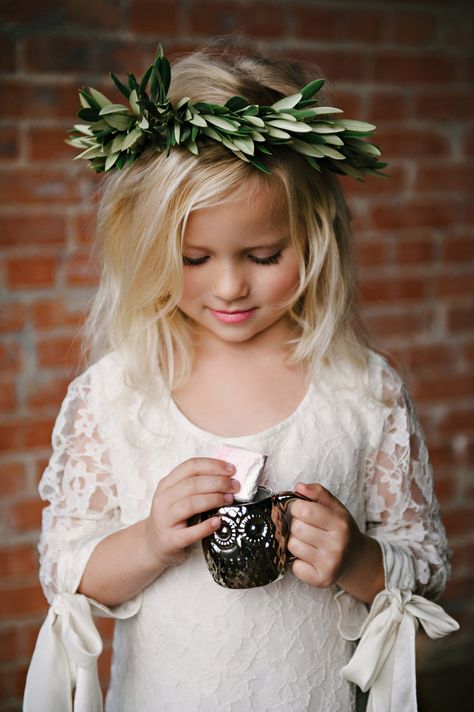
<box><xmin>185</xmin><ymin>179</ymin><xmax>289</xmax><ymax>244</ymax></box>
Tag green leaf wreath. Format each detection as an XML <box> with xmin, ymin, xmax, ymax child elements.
<box><xmin>67</xmin><ymin>44</ymin><xmax>388</xmax><ymax>180</ymax></box>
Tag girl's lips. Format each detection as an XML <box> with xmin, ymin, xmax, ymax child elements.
<box><xmin>209</xmin><ymin>308</ymin><xmax>257</xmax><ymax>324</ymax></box>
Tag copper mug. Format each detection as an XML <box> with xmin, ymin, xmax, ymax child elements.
<box><xmin>201</xmin><ymin>486</ymin><xmax>310</xmax><ymax>589</ymax></box>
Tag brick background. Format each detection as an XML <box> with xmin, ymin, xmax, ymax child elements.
<box><xmin>1</xmin><ymin>0</ymin><xmax>473</xmax><ymax>709</ymax></box>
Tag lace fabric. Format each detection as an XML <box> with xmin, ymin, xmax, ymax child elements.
<box><xmin>35</xmin><ymin>350</ymin><xmax>451</xmax><ymax>711</ymax></box>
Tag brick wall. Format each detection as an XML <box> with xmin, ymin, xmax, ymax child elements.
<box><xmin>1</xmin><ymin>0</ymin><xmax>473</xmax><ymax>709</ymax></box>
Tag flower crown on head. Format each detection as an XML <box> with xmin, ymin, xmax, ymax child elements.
<box><xmin>67</xmin><ymin>44</ymin><xmax>388</xmax><ymax>180</ymax></box>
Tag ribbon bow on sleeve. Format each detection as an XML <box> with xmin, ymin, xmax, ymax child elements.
<box><xmin>340</xmin><ymin>588</ymin><xmax>459</xmax><ymax>712</ymax></box>
<box><xmin>23</xmin><ymin>592</ymin><xmax>104</xmax><ymax>712</ymax></box>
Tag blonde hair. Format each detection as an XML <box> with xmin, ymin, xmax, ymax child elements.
<box><xmin>83</xmin><ymin>42</ymin><xmax>371</xmax><ymax>394</ymax></box>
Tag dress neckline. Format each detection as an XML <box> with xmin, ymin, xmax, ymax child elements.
<box><xmin>167</xmin><ymin>381</ymin><xmax>315</xmax><ymax>442</ymax></box>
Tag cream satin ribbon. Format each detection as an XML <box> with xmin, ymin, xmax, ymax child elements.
<box><xmin>23</xmin><ymin>592</ymin><xmax>104</xmax><ymax>712</ymax></box>
<box><xmin>341</xmin><ymin>588</ymin><xmax>459</xmax><ymax>712</ymax></box>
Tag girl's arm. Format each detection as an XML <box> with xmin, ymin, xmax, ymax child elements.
<box><xmin>79</xmin><ymin>458</ymin><xmax>238</xmax><ymax>606</ymax></box>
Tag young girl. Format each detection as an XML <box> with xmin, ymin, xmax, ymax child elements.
<box><xmin>24</xmin><ymin>41</ymin><xmax>458</xmax><ymax>712</ymax></box>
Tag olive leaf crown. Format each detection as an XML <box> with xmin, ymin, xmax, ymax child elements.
<box><xmin>67</xmin><ymin>44</ymin><xmax>388</xmax><ymax>180</ymax></box>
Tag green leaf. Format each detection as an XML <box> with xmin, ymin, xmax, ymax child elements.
<box><xmin>111</xmin><ymin>72</ymin><xmax>131</xmax><ymax>99</ymax></box>
<box><xmin>139</xmin><ymin>65</ymin><xmax>153</xmax><ymax>94</ymax></box>
<box><xmin>333</xmin><ymin>119</ymin><xmax>376</xmax><ymax>133</ymax></box>
<box><xmin>103</xmin><ymin>114</ymin><xmax>133</xmax><ymax>131</ymax></box>
<box><xmin>232</xmin><ymin>136</ymin><xmax>255</xmax><ymax>155</ymax></box>
<box><xmin>203</xmin><ymin>115</ymin><xmax>239</xmax><ymax>132</ymax></box>
<box><xmin>99</xmin><ymin>103</ymin><xmax>131</xmax><ymax>116</ymax></box>
<box><xmin>189</xmin><ymin>113</ymin><xmax>208</xmax><ymax>127</ymax></box>
<box><xmin>89</xmin><ymin>87</ymin><xmax>112</xmax><ymax>108</ymax></box>
<box><xmin>315</xmin><ymin>145</ymin><xmax>345</xmax><ymax>160</ymax></box>
<box><xmin>121</xmin><ymin>127</ymin><xmax>142</xmax><ymax>151</ymax></box>
<box><xmin>78</xmin><ymin>107</ymin><xmax>101</xmax><ymax>122</ymax></box>
<box><xmin>185</xmin><ymin>139</ymin><xmax>199</xmax><ymax>155</ymax></box>
<box><xmin>138</xmin><ymin>115</ymin><xmax>149</xmax><ymax>130</ymax></box>
<box><xmin>225</xmin><ymin>95</ymin><xmax>249</xmax><ymax>112</ymax></box>
<box><xmin>266</xmin><ymin>126</ymin><xmax>291</xmax><ymax>140</ymax></box>
<box><xmin>305</xmin><ymin>156</ymin><xmax>322</xmax><ymax>172</ymax></box>
<box><xmin>300</xmin><ymin>79</ymin><xmax>325</xmax><ymax>100</ymax></box>
<box><xmin>291</xmin><ymin>139</ymin><xmax>325</xmax><ymax>158</ymax></box>
<box><xmin>242</xmin><ymin>114</ymin><xmax>265</xmax><ymax>128</ymax></box>
<box><xmin>173</xmin><ymin>119</ymin><xmax>181</xmax><ymax>144</ymax></box>
<box><xmin>248</xmin><ymin>156</ymin><xmax>271</xmax><ymax>173</ymax></box>
<box><xmin>202</xmin><ymin>127</ymin><xmax>223</xmax><ymax>142</ymax></box>
<box><xmin>311</xmin><ymin>123</ymin><xmax>345</xmax><ymax>134</ymax></box>
<box><xmin>176</xmin><ymin>96</ymin><xmax>190</xmax><ymax>110</ymax></box>
<box><xmin>105</xmin><ymin>151</ymin><xmax>120</xmax><ymax>171</ymax></box>
<box><xmin>271</xmin><ymin>92</ymin><xmax>302</xmax><ymax>110</ymax></box>
<box><xmin>267</xmin><ymin>119</ymin><xmax>312</xmax><ymax>133</ymax></box>
<box><xmin>129</xmin><ymin>89</ymin><xmax>140</xmax><ymax>116</ymax></box>
<box><xmin>79</xmin><ymin>91</ymin><xmax>92</xmax><ymax>109</ymax></box>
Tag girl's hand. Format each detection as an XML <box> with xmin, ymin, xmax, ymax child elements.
<box><xmin>288</xmin><ymin>483</ymin><xmax>384</xmax><ymax>604</ymax></box>
<box><xmin>144</xmin><ymin>457</ymin><xmax>239</xmax><ymax>571</ymax></box>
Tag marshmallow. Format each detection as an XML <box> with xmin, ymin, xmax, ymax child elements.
<box><xmin>216</xmin><ymin>444</ymin><xmax>267</xmax><ymax>502</ymax></box>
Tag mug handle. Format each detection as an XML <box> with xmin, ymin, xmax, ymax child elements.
<box><xmin>274</xmin><ymin>490</ymin><xmax>312</xmax><ymax>564</ymax></box>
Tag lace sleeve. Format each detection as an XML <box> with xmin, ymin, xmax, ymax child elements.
<box><xmin>364</xmin><ymin>364</ymin><xmax>451</xmax><ymax>599</ymax></box>
<box><xmin>38</xmin><ymin>369</ymin><xmax>123</xmax><ymax>605</ymax></box>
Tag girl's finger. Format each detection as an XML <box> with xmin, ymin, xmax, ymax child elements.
<box><xmin>290</xmin><ymin>499</ymin><xmax>333</xmax><ymax>530</ymax></box>
<box><xmin>295</xmin><ymin>482</ymin><xmax>346</xmax><ymax>514</ymax></box>
<box><xmin>174</xmin><ymin>516</ymin><xmax>222</xmax><ymax>549</ymax></box>
<box><xmin>169</xmin><ymin>492</ymin><xmax>234</xmax><ymax>524</ymax></box>
<box><xmin>167</xmin><ymin>474</ymin><xmax>240</xmax><ymax>500</ymax></box>
<box><xmin>287</xmin><ymin>535</ymin><xmax>319</xmax><ymax>567</ymax></box>
<box><xmin>290</xmin><ymin>518</ymin><xmax>327</xmax><ymax>548</ymax></box>
<box><xmin>291</xmin><ymin>558</ymin><xmax>325</xmax><ymax>588</ymax></box>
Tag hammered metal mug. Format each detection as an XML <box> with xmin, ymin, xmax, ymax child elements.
<box><xmin>201</xmin><ymin>485</ymin><xmax>311</xmax><ymax>589</ymax></box>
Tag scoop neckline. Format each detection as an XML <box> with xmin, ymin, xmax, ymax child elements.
<box><xmin>167</xmin><ymin>380</ymin><xmax>315</xmax><ymax>443</ymax></box>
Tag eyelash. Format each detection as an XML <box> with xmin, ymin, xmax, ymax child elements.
<box><xmin>182</xmin><ymin>250</ymin><xmax>283</xmax><ymax>267</ymax></box>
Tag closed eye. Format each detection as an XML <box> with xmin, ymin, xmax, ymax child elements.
<box><xmin>182</xmin><ymin>255</ymin><xmax>209</xmax><ymax>266</ymax></box>
<box><xmin>248</xmin><ymin>250</ymin><xmax>282</xmax><ymax>265</ymax></box>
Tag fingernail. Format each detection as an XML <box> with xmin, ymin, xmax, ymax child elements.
<box><xmin>224</xmin><ymin>493</ymin><xmax>234</xmax><ymax>503</ymax></box>
<box><xmin>230</xmin><ymin>479</ymin><xmax>240</xmax><ymax>491</ymax></box>
<box><xmin>211</xmin><ymin>517</ymin><xmax>221</xmax><ymax>528</ymax></box>
<box><xmin>225</xmin><ymin>463</ymin><xmax>235</xmax><ymax>473</ymax></box>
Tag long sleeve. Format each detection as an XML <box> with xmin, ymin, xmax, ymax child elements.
<box><xmin>364</xmin><ymin>363</ymin><xmax>450</xmax><ymax>597</ymax></box>
<box><xmin>337</xmin><ymin>361</ymin><xmax>459</xmax><ymax>712</ymax></box>
<box><xmin>24</xmin><ymin>368</ymin><xmax>141</xmax><ymax>712</ymax></box>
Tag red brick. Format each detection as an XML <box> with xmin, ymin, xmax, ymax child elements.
<box><xmin>354</xmin><ymin>241</ymin><xmax>387</xmax><ymax>268</ymax></box>
<box><xmin>0</xmin><ymin>79</ymin><xmax>79</xmax><ymax>120</ymax></box>
<box><xmin>364</xmin><ymin>308</ymin><xmax>434</xmax><ymax>338</ymax></box>
<box><xmin>0</xmin><ymin>32</ymin><xmax>16</xmax><ymax>72</ymax></box>
<box><xmin>64</xmin><ymin>0</ymin><xmax>121</xmax><ymax>29</ymax></box>
<box><xmin>0</xmin><ymin>546</ymin><xmax>37</xmax><ymax>580</ymax></box>
<box><xmin>30</xmin><ymin>299</ymin><xmax>85</xmax><ymax>330</ymax></box>
<box><xmin>433</xmin><ymin>475</ymin><xmax>456</xmax><ymax>504</ymax></box>
<box><xmin>0</xmin><ymin>461</ymin><xmax>26</xmax><ymax>497</ymax></box>
<box><xmin>331</xmin><ymin>90</ymin><xmax>363</xmax><ymax>121</ymax></box>
<box><xmin>292</xmin><ymin>4</ymin><xmax>340</xmax><ymax>41</ymax></box>
<box><xmin>443</xmin><ymin>506</ymin><xmax>474</xmax><ymax>539</ymax></box>
<box><xmin>435</xmin><ymin>271</ymin><xmax>474</xmax><ymax>298</ymax></box>
<box><xmin>447</xmin><ymin>304</ymin><xmax>474</xmax><ymax>333</ymax></box>
<box><xmin>0</xmin><ymin>0</ymin><xmax>62</xmax><ymax>24</ymax></box>
<box><xmin>95</xmin><ymin>617</ymin><xmax>116</xmax><ymax>639</ymax></box>
<box><xmin>343</xmin><ymin>165</ymin><xmax>405</xmax><ymax>198</ymax></box>
<box><xmin>390</xmin><ymin>10</ymin><xmax>438</xmax><ymax>45</ymax></box>
<box><xmin>379</xmin><ymin>128</ymin><xmax>450</xmax><ymax>159</ymax></box>
<box><xmin>414</xmin><ymin>164</ymin><xmax>473</xmax><ymax>194</ymax></box>
<box><xmin>375</xmin><ymin>52</ymin><xmax>458</xmax><ymax>84</ymax></box>
<box><xmin>411</xmin><ymin>374</ymin><xmax>474</xmax><ymax>402</ymax></box>
<box><xmin>0</xmin><ymin>624</ymin><xmax>39</xmax><ymax>664</ymax></box>
<box><xmin>8</xmin><ymin>498</ymin><xmax>46</xmax><ymax>531</ymax></box>
<box><xmin>0</xmin><ymin>125</ymin><xmax>20</xmax><ymax>159</ymax></box>
<box><xmin>413</xmin><ymin>90</ymin><xmax>474</xmax><ymax>121</ymax></box>
<box><xmin>6</xmin><ymin>256</ymin><xmax>57</xmax><ymax>290</ymax></box>
<box><xmin>0</xmin><ymin>418</ymin><xmax>54</xmax><ymax>453</ymax></box>
<box><xmin>0</xmin><ymin>303</ymin><xmax>25</xmax><ymax>333</ymax></box>
<box><xmin>438</xmin><ymin>407</ymin><xmax>474</xmax><ymax>434</ymax></box>
<box><xmin>35</xmin><ymin>457</ymin><xmax>50</xmax><ymax>485</ymax></box>
<box><xmin>243</xmin><ymin>3</ymin><xmax>287</xmax><ymax>38</ymax></box>
<box><xmin>371</xmin><ymin>199</ymin><xmax>455</xmax><ymax>230</ymax></box>
<box><xmin>429</xmin><ymin>443</ymin><xmax>455</xmax><ymax>468</ymax></box>
<box><xmin>442</xmin><ymin>238</ymin><xmax>474</xmax><ymax>263</ymax></box>
<box><xmin>359</xmin><ymin>276</ymin><xmax>427</xmax><ymax>303</ymax></box>
<box><xmin>407</xmin><ymin>343</ymin><xmax>456</xmax><ymax>372</ymax></box>
<box><xmin>341</xmin><ymin>9</ymin><xmax>386</xmax><ymax>43</ymax></box>
<box><xmin>98</xmin><ymin>646</ymin><xmax>113</xmax><ymax>691</ymax></box>
<box><xmin>0</xmin><ymin>629</ymin><xmax>16</xmax><ymax>664</ymax></box>
<box><xmin>26</xmin><ymin>375</ymin><xmax>70</xmax><ymax>409</ymax></box>
<box><xmin>289</xmin><ymin>48</ymin><xmax>367</xmax><ymax>82</ymax></box>
<box><xmin>0</xmin><ymin>342</ymin><xmax>22</xmax><ymax>375</ymax></box>
<box><xmin>130</xmin><ymin>0</ymin><xmax>181</xmax><ymax>34</ymax></box>
<box><xmin>0</xmin><ymin>380</ymin><xmax>17</xmax><ymax>412</ymax></box>
<box><xmin>0</xmin><ymin>584</ymin><xmax>46</xmax><ymax>620</ymax></box>
<box><xmin>65</xmin><ymin>251</ymin><xmax>100</xmax><ymax>287</ymax></box>
<box><xmin>28</xmin><ymin>126</ymin><xmax>74</xmax><ymax>162</ymax></box>
<box><xmin>0</xmin><ymin>168</ymin><xmax>81</xmax><ymax>205</ymax></box>
<box><xmin>0</xmin><ymin>214</ymin><xmax>66</xmax><ymax>247</ymax></box>
<box><xmin>451</xmin><ymin>542</ymin><xmax>474</xmax><ymax>571</ymax></box>
<box><xmin>368</xmin><ymin>90</ymin><xmax>410</xmax><ymax>122</ymax></box>
<box><xmin>394</xmin><ymin>236</ymin><xmax>436</xmax><ymax>264</ymax></box>
<box><xmin>36</xmin><ymin>334</ymin><xmax>81</xmax><ymax>369</ymax></box>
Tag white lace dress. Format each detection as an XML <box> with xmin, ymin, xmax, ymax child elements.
<box><xmin>24</xmin><ymin>350</ymin><xmax>457</xmax><ymax>712</ymax></box>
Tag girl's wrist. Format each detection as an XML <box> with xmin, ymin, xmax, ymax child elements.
<box><xmin>137</xmin><ymin>518</ymin><xmax>169</xmax><ymax>578</ymax></box>
<box><xmin>337</xmin><ymin>533</ymin><xmax>385</xmax><ymax>605</ymax></box>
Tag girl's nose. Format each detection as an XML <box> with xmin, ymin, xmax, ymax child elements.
<box><xmin>211</xmin><ymin>263</ymin><xmax>250</xmax><ymax>302</ymax></box>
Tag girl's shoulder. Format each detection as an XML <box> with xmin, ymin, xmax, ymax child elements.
<box><xmin>64</xmin><ymin>350</ymin><xmax>128</xmax><ymax>411</ymax></box>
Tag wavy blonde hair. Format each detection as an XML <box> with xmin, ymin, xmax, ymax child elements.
<box><xmin>83</xmin><ymin>42</ymin><xmax>370</xmax><ymax>394</ymax></box>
